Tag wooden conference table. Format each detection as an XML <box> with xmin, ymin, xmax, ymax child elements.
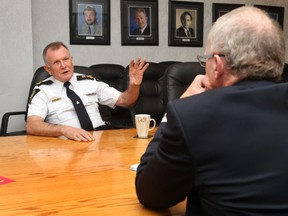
<box><xmin>0</xmin><ymin>128</ymin><xmax>186</xmax><ymax>215</ymax></box>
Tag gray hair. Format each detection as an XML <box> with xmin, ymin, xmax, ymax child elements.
<box><xmin>207</xmin><ymin>6</ymin><xmax>285</xmax><ymax>81</ymax></box>
<box><xmin>135</xmin><ymin>8</ymin><xmax>147</xmax><ymax>17</ymax></box>
<box><xmin>42</xmin><ymin>41</ymin><xmax>69</xmax><ymax>64</ymax></box>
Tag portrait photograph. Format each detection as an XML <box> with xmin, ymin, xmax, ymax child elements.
<box><xmin>129</xmin><ymin>7</ymin><xmax>151</xmax><ymax>37</ymax></box>
<box><xmin>78</xmin><ymin>4</ymin><xmax>103</xmax><ymax>36</ymax></box>
<box><xmin>168</xmin><ymin>0</ymin><xmax>203</xmax><ymax>47</ymax></box>
<box><xmin>175</xmin><ymin>9</ymin><xmax>197</xmax><ymax>39</ymax></box>
<box><xmin>69</xmin><ymin>0</ymin><xmax>110</xmax><ymax>45</ymax></box>
<box><xmin>121</xmin><ymin>0</ymin><xmax>158</xmax><ymax>46</ymax></box>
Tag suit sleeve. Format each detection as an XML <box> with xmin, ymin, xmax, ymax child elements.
<box><xmin>135</xmin><ymin>102</ymin><xmax>196</xmax><ymax>209</ymax></box>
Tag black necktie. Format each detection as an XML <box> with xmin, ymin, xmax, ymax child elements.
<box><xmin>64</xmin><ymin>81</ymin><xmax>94</xmax><ymax>131</ymax></box>
<box><xmin>187</xmin><ymin>30</ymin><xmax>191</xmax><ymax>37</ymax></box>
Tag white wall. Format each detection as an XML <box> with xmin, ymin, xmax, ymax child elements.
<box><xmin>1</xmin><ymin>0</ymin><xmax>288</xmax><ymax>132</ymax></box>
<box><xmin>0</xmin><ymin>0</ymin><xmax>33</xmax><ymax>132</ymax></box>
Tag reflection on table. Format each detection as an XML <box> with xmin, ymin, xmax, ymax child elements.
<box><xmin>0</xmin><ymin>128</ymin><xmax>186</xmax><ymax>215</ymax></box>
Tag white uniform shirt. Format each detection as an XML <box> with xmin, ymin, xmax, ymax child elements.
<box><xmin>27</xmin><ymin>73</ymin><xmax>121</xmax><ymax>128</ymax></box>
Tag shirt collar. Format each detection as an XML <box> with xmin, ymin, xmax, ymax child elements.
<box><xmin>52</xmin><ymin>73</ymin><xmax>79</xmax><ymax>90</ymax></box>
<box><xmin>140</xmin><ymin>24</ymin><xmax>147</xmax><ymax>33</ymax></box>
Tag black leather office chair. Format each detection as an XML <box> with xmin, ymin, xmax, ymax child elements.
<box><xmin>0</xmin><ymin>65</ymin><xmax>107</xmax><ymax>136</ymax></box>
<box><xmin>158</xmin><ymin>61</ymin><xmax>181</xmax><ymax>71</ymax></box>
<box><xmin>125</xmin><ymin>62</ymin><xmax>166</xmax><ymax>126</ymax></box>
<box><xmin>163</xmin><ymin>62</ymin><xmax>205</xmax><ymax>107</ymax></box>
<box><xmin>90</xmin><ymin>64</ymin><xmax>133</xmax><ymax>128</ymax></box>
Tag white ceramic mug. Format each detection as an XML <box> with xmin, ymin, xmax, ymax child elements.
<box><xmin>135</xmin><ymin>114</ymin><xmax>156</xmax><ymax>138</ymax></box>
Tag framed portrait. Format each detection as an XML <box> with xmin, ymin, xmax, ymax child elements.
<box><xmin>212</xmin><ymin>3</ymin><xmax>245</xmax><ymax>23</ymax></box>
<box><xmin>69</xmin><ymin>0</ymin><xmax>110</xmax><ymax>45</ymax></box>
<box><xmin>168</xmin><ymin>1</ymin><xmax>203</xmax><ymax>47</ymax></box>
<box><xmin>254</xmin><ymin>5</ymin><xmax>284</xmax><ymax>29</ymax></box>
<box><xmin>121</xmin><ymin>0</ymin><xmax>159</xmax><ymax>46</ymax></box>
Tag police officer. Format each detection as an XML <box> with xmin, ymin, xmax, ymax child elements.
<box><xmin>26</xmin><ymin>41</ymin><xmax>149</xmax><ymax>141</ymax></box>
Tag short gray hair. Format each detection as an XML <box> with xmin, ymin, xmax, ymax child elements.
<box><xmin>207</xmin><ymin>6</ymin><xmax>285</xmax><ymax>81</ymax></box>
<box><xmin>42</xmin><ymin>41</ymin><xmax>69</xmax><ymax>64</ymax></box>
<box><xmin>135</xmin><ymin>8</ymin><xmax>147</xmax><ymax>17</ymax></box>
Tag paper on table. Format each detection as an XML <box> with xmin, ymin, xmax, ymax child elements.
<box><xmin>0</xmin><ymin>176</ymin><xmax>15</xmax><ymax>185</ymax></box>
<box><xmin>130</xmin><ymin>163</ymin><xmax>140</xmax><ymax>171</ymax></box>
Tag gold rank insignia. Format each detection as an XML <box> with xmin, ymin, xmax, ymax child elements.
<box><xmin>51</xmin><ymin>97</ymin><xmax>62</xmax><ymax>103</ymax></box>
<box><xmin>77</xmin><ymin>74</ymin><xmax>95</xmax><ymax>81</ymax></box>
<box><xmin>35</xmin><ymin>80</ymin><xmax>53</xmax><ymax>86</ymax></box>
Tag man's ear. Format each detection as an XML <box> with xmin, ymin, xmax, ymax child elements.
<box><xmin>213</xmin><ymin>54</ymin><xmax>225</xmax><ymax>80</ymax></box>
<box><xmin>44</xmin><ymin>65</ymin><xmax>52</xmax><ymax>75</ymax></box>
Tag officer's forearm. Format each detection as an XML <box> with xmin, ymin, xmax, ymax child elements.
<box><xmin>116</xmin><ymin>84</ymin><xmax>140</xmax><ymax>107</ymax></box>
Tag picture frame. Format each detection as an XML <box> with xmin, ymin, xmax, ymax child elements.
<box><xmin>212</xmin><ymin>3</ymin><xmax>245</xmax><ymax>23</ymax></box>
<box><xmin>121</xmin><ymin>0</ymin><xmax>159</xmax><ymax>46</ymax></box>
<box><xmin>69</xmin><ymin>0</ymin><xmax>110</xmax><ymax>45</ymax></box>
<box><xmin>254</xmin><ymin>5</ymin><xmax>284</xmax><ymax>29</ymax></box>
<box><xmin>168</xmin><ymin>1</ymin><xmax>203</xmax><ymax>47</ymax></box>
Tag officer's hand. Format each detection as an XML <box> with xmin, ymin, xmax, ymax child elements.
<box><xmin>61</xmin><ymin>126</ymin><xmax>95</xmax><ymax>142</ymax></box>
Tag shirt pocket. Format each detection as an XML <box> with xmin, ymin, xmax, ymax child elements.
<box><xmin>47</xmin><ymin>98</ymin><xmax>75</xmax><ymax>123</ymax></box>
<box><xmin>82</xmin><ymin>94</ymin><xmax>100</xmax><ymax>115</ymax></box>
<box><xmin>82</xmin><ymin>94</ymin><xmax>99</xmax><ymax>105</ymax></box>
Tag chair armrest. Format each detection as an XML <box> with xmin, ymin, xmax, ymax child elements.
<box><xmin>0</xmin><ymin>111</ymin><xmax>26</xmax><ymax>136</ymax></box>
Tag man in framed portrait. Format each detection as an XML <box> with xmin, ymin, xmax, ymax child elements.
<box><xmin>130</xmin><ymin>8</ymin><xmax>151</xmax><ymax>36</ymax></box>
<box><xmin>79</xmin><ymin>5</ymin><xmax>102</xmax><ymax>36</ymax></box>
<box><xmin>176</xmin><ymin>11</ymin><xmax>195</xmax><ymax>38</ymax></box>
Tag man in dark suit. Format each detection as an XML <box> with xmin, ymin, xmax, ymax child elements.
<box><xmin>176</xmin><ymin>11</ymin><xmax>195</xmax><ymax>38</ymax></box>
<box><xmin>131</xmin><ymin>8</ymin><xmax>150</xmax><ymax>36</ymax></box>
<box><xmin>136</xmin><ymin>6</ymin><xmax>288</xmax><ymax>215</ymax></box>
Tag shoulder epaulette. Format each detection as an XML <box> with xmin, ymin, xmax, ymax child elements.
<box><xmin>28</xmin><ymin>89</ymin><xmax>40</xmax><ymax>104</ymax></box>
<box><xmin>77</xmin><ymin>74</ymin><xmax>95</xmax><ymax>81</ymax></box>
<box><xmin>35</xmin><ymin>80</ymin><xmax>53</xmax><ymax>86</ymax></box>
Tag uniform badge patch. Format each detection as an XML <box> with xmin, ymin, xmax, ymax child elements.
<box><xmin>51</xmin><ymin>97</ymin><xmax>62</xmax><ymax>102</ymax></box>
<box><xmin>77</xmin><ymin>75</ymin><xmax>95</xmax><ymax>81</ymax></box>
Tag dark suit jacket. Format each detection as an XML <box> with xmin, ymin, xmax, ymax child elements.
<box><xmin>136</xmin><ymin>80</ymin><xmax>288</xmax><ymax>215</ymax></box>
<box><xmin>176</xmin><ymin>27</ymin><xmax>195</xmax><ymax>38</ymax></box>
<box><xmin>131</xmin><ymin>25</ymin><xmax>150</xmax><ymax>36</ymax></box>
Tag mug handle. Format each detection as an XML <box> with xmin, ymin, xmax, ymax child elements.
<box><xmin>148</xmin><ymin>119</ymin><xmax>156</xmax><ymax>131</ymax></box>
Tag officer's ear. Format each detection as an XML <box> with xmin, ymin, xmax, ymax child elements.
<box><xmin>44</xmin><ymin>64</ymin><xmax>52</xmax><ymax>75</ymax></box>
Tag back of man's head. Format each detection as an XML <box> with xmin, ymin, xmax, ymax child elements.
<box><xmin>207</xmin><ymin>6</ymin><xmax>285</xmax><ymax>81</ymax></box>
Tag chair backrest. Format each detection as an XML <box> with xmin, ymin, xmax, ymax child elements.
<box><xmin>90</xmin><ymin>63</ymin><xmax>133</xmax><ymax>128</ymax></box>
<box><xmin>90</xmin><ymin>64</ymin><xmax>126</xmax><ymax>91</ymax></box>
<box><xmin>163</xmin><ymin>62</ymin><xmax>205</xmax><ymax>107</ymax></box>
<box><xmin>24</xmin><ymin>67</ymin><xmax>51</xmax><ymax>120</ymax></box>
<box><xmin>158</xmin><ymin>61</ymin><xmax>181</xmax><ymax>71</ymax></box>
<box><xmin>125</xmin><ymin>62</ymin><xmax>166</xmax><ymax>126</ymax></box>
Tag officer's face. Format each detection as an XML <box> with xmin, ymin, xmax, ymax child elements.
<box><xmin>44</xmin><ymin>46</ymin><xmax>74</xmax><ymax>82</ymax></box>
